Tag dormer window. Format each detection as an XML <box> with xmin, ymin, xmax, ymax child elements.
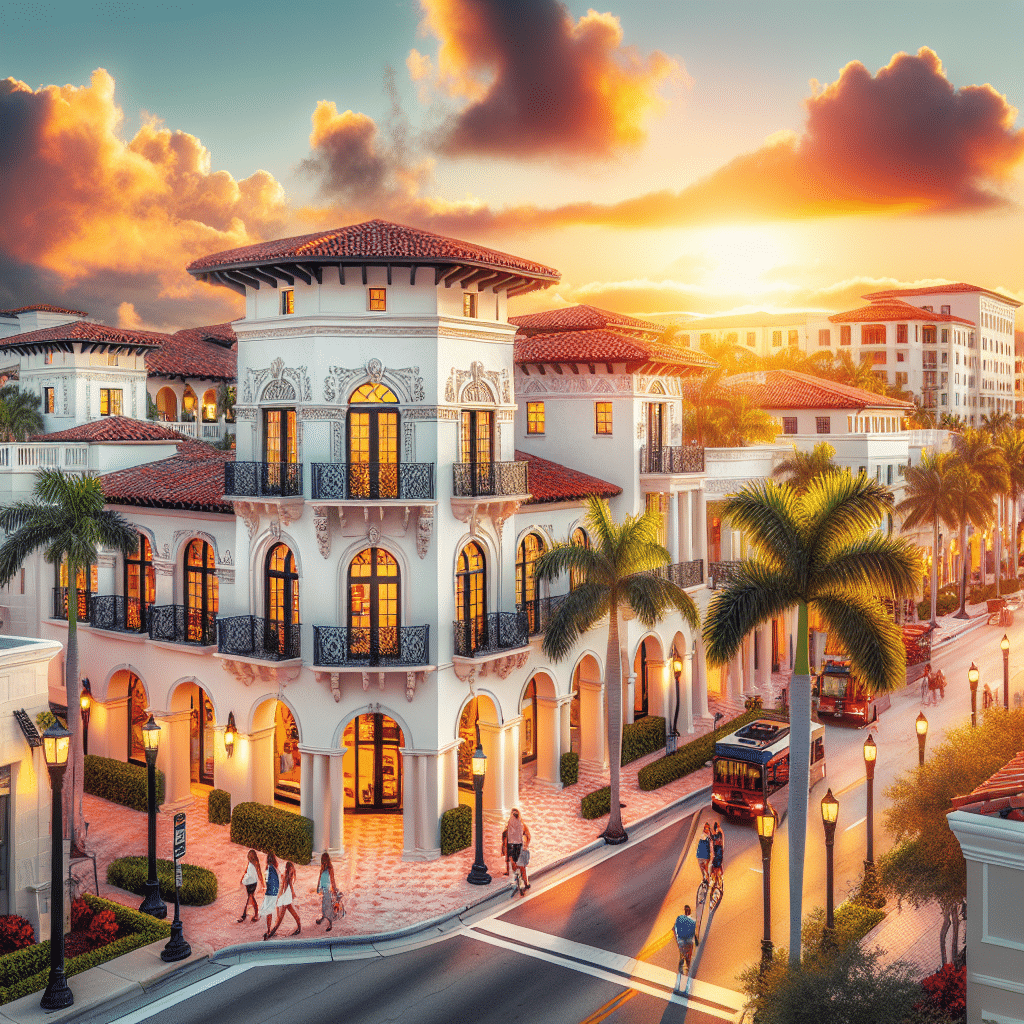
<box><xmin>281</xmin><ymin>289</ymin><xmax>295</xmax><ymax>315</ymax></box>
<box><xmin>463</xmin><ymin>292</ymin><xmax>477</xmax><ymax>318</ymax></box>
<box><xmin>369</xmin><ymin>288</ymin><xmax>386</xmax><ymax>311</ymax></box>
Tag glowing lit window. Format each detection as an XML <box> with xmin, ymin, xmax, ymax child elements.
<box><xmin>44</xmin><ymin>351</ymin><xmax>53</xmax><ymax>365</ymax></box>
<box><xmin>772</xmin><ymin>331</ymin><xmax>782</xmax><ymax>347</ymax></box>
<box><xmin>463</xmin><ymin>293</ymin><xmax>477</xmax><ymax>318</ymax></box>
<box><xmin>527</xmin><ymin>402</ymin><xmax>545</xmax><ymax>434</ymax></box>
<box><xmin>99</xmin><ymin>389</ymin><xmax>122</xmax><ymax>416</ymax></box>
<box><xmin>43</xmin><ymin>388</ymin><xmax>54</xmax><ymax>414</ymax></box>
<box><xmin>369</xmin><ymin>288</ymin><xmax>387</xmax><ymax>311</ymax></box>
<box><xmin>281</xmin><ymin>289</ymin><xmax>294</xmax><ymax>315</ymax></box>
<box><xmin>595</xmin><ymin>402</ymin><xmax>612</xmax><ymax>434</ymax></box>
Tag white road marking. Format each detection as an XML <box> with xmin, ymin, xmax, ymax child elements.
<box><xmin>749</xmin><ymin>867</ymin><xmax>763</xmax><ymax>874</ymax></box>
<box><xmin>108</xmin><ymin>964</ymin><xmax>254</xmax><ymax>1024</ymax></box>
<box><xmin>465</xmin><ymin>919</ymin><xmax>745</xmax><ymax>1021</ymax></box>
<box><xmin>844</xmin><ymin>815</ymin><xmax>867</xmax><ymax>832</ymax></box>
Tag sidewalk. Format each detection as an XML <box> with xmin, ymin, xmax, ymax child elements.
<box><xmin>865</xmin><ymin>898</ymin><xmax>946</xmax><ymax>979</ymax></box>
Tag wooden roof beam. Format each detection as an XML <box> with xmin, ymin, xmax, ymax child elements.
<box><xmin>212</xmin><ymin>272</ymin><xmax>246</xmax><ymax>297</ymax></box>
<box><xmin>487</xmin><ymin>273</ymin><xmax>518</xmax><ymax>292</ymax></box>
<box><xmin>361</xmin><ymin>265</ymin><xmax>367</xmax><ymax>286</ymax></box>
<box><xmin>224</xmin><ymin>270</ymin><xmax>260</xmax><ymax>291</ymax></box>
<box><xmin>506</xmin><ymin>280</ymin><xmax>537</xmax><ymax>297</ymax></box>
<box><xmin>248</xmin><ymin>267</ymin><xmax>280</xmax><ymax>287</ymax></box>
<box><xmin>442</xmin><ymin>265</ymin><xmax>465</xmax><ymax>287</ymax></box>
<box><xmin>300</xmin><ymin>264</ymin><xmax>322</xmax><ymax>285</ymax></box>
<box><xmin>435</xmin><ymin>264</ymin><xmax>457</xmax><ymax>286</ymax></box>
<box><xmin>338</xmin><ymin>264</ymin><xmax>346</xmax><ymax>285</ymax></box>
<box><xmin>265</xmin><ymin>266</ymin><xmax>295</xmax><ymax>287</ymax></box>
<box><xmin>386</xmin><ymin>264</ymin><xmax>392</xmax><ymax>286</ymax></box>
<box><xmin>289</xmin><ymin>265</ymin><xmax>312</xmax><ymax>286</ymax></box>
<box><xmin>459</xmin><ymin>268</ymin><xmax>497</xmax><ymax>289</ymax></box>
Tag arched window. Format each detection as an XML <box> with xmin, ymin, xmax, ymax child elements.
<box><xmin>520</xmin><ymin>679</ymin><xmax>537</xmax><ymax>764</ymax></box>
<box><xmin>182</xmin><ymin>385</ymin><xmax>198</xmax><ymax>422</ymax></box>
<box><xmin>348</xmin><ymin>547</ymin><xmax>399</xmax><ymax>663</ymax></box>
<box><xmin>185</xmin><ymin>540</ymin><xmax>219</xmax><ymax>644</ymax></box>
<box><xmin>263</xmin><ymin>404</ymin><xmax>298</xmax><ymax>495</ymax></box>
<box><xmin>455</xmin><ymin>542</ymin><xmax>487</xmax><ymax>655</ymax></box>
<box><xmin>265</xmin><ymin>543</ymin><xmax>300</xmax><ymax>657</ymax></box>
<box><xmin>201</xmin><ymin>388</ymin><xmax>218</xmax><ymax>423</ymax></box>
<box><xmin>124</xmin><ymin>535</ymin><xmax>155</xmax><ymax>632</ymax></box>
<box><xmin>55</xmin><ymin>559</ymin><xmax>96</xmax><ymax>622</ymax></box>
<box><xmin>516</xmin><ymin>533</ymin><xmax>545</xmax><ymax>633</ymax></box>
<box><xmin>459</xmin><ymin>409</ymin><xmax>494</xmax><ymax>494</ymax></box>
<box><xmin>570</xmin><ymin>527</ymin><xmax>590</xmax><ymax>591</ymax></box>
<box><xmin>127</xmin><ymin>674</ymin><xmax>148</xmax><ymax>765</ymax></box>
<box><xmin>636</xmin><ymin>644</ymin><xmax>650</xmax><ymax>718</ymax></box>
<box><xmin>348</xmin><ymin>382</ymin><xmax>399</xmax><ymax>498</ymax></box>
<box><xmin>155</xmin><ymin>387</ymin><xmax>177</xmax><ymax>422</ymax></box>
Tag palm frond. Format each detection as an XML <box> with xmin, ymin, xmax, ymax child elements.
<box><xmin>533</xmin><ymin>541</ymin><xmax>608</xmax><ymax>586</ymax></box>
<box><xmin>802</xmin><ymin>472</ymin><xmax>892</xmax><ymax>557</ymax></box>
<box><xmin>540</xmin><ymin>584</ymin><xmax>608</xmax><ymax>662</ymax></box>
<box><xmin>810</xmin><ymin>533</ymin><xmax>922</xmax><ymax>599</ymax></box>
<box><xmin>721</xmin><ymin>481</ymin><xmax>802</xmax><ymax>566</ymax></box>
<box><xmin>622</xmin><ymin>572</ymin><xmax>701</xmax><ymax>631</ymax></box>
<box><xmin>814</xmin><ymin>592</ymin><xmax>906</xmax><ymax>693</ymax></box>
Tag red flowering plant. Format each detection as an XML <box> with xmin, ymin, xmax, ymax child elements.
<box><xmin>916</xmin><ymin>964</ymin><xmax>967</xmax><ymax>1020</ymax></box>
<box><xmin>86</xmin><ymin>908</ymin><xmax>119</xmax><ymax>948</ymax></box>
<box><xmin>0</xmin><ymin>914</ymin><xmax>36</xmax><ymax>953</ymax></box>
<box><xmin>70</xmin><ymin>897</ymin><xmax>93</xmax><ymax>932</ymax></box>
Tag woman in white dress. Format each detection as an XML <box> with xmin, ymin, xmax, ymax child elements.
<box><xmin>269</xmin><ymin>860</ymin><xmax>301</xmax><ymax>937</ymax></box>
<box><xmin>238</xmin><ymin>849</ymin><xmax>264</xmax><ymax>923</ymax></box>
<box><xmin>260</xmin><ymin>852</ymin><xmax>280</xmax><ymax>940</ymax></box>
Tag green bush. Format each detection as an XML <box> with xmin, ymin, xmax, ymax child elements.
<box><xmin>84</xmin><ymin>755</ymin><xmax>164</xmax><ymax>813</ymax></box>
<box><xmin>560</xmin><ymin>752</ymin><xmax>579</xmax><ymax>787</ymax></box>
<box><xmin>0</xmin><ymin>895</ymin><xmax>169</xmax><ymax>1005</ymax></box>
<box><xmin>440</xmin><ymin>804</ymin><xmax>472</xmax><ymax>855</ymax></box>
<box><xmin>917</xmin><ymin>591</ymin><xmax>959</xmax><ymax>620</ymax></box>
<box><xmin>621</xmin><ymin>715</ymin><xmax>666</xmax><ymax>765</ymax></box>
<box><xmin>106</xmin><ymin>856</ymin><xmax>218</xmax><ymax>905</ymax></box>
<box><xmin>637</xmin><ymin>709</ymin><xmax>783</xmax><ymax>791</ymax></box>
<box><xmin>208</xmin><ymin>788</ymin><xmax>231</xmax><ymax>825</ymax></box>
<box><xmin>801</xmin><ymin>901</ymin><xmax>886</xmax><ymax>953</ymax></box>
<box><xmin>581</xmin><ymin>786</ymin><xmax>611</xmax><ymax>819</ymax></box>
<box><xmin>229</xmin><ymin>801</ymin><xmax>313</xmax><ymax>864</ymax></box>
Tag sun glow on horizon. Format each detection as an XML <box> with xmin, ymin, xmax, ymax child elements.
<box><xmin>689</xmin><ymin>223</ymin><xmax>796</xmax><ymax>297</ymax></box>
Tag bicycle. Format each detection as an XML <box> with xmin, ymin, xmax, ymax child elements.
<box><xmin>510</xmin><ymin>858</ymin><xmax>526</xmax><ymax>897</ymax></box>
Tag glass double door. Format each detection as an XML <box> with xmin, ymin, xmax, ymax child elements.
<box><xmin>348</xmin><ymin>407</ymin><xmax>398</xmax><ymax>498</ymax></box>
<box><xmin>343</xmin><ymin>714</ymin><xmax>403</xmax><ymax>813</ymax></box>
<box><xmin>460</xmin><ymin>410</ymin><xmax>493</xmax><ymax>493</ymax></box>
<box><xmin>189</xmin><ymin>687</ymin><xmax>215</xmax><ymax>786</ymax></box>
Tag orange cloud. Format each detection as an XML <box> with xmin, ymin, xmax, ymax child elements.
<box><xmin>412</xmin><ymin>0</ymin><xmax>680</xmax><ymax>159</ymax></box>
<box><xmin>0</xmin><ymin>70</ymin><xmax>288</xmax><ymax>326</ymax></box>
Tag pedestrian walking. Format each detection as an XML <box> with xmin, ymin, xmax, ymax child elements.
<box><xmin>710</xmin><ymin>822</ymin><xmax>724</xmax><ymax>888</ymax></box>
<box><xmin>501</xmin><ymin>827</ymin><xmax>510</xmax><ymax>875</ymax></box>
<box><xmin>269</xmin><ymin>861</ymin><xmax>301</xmax><ymax>938</ymax></box>
<box><xmin>920</xmin><ymin>664</ymin><xmax>932</xmax><ymax>705</ymax></box>
<box><xmin>936</xmin><ymin>668</ymin><xmax>946</xmax><ymax>701</ymax></box>
<box><xmin>315</xmin><ymin>851</ymin><xmax>342</xmax><ymax>930</ymax></box>
<box><xmin>674</xmin><ymin>904</ymin><xmax>698</xmax><ymax>981</ymax></box>
<box><xmin>261</xmin><ymin>852</ymin><xmax>280</xmax><ymax>940</ymax></box>
<box><xmin>696</xmin><ymin>823</ymin><xmax>712</xmax><ymax>884</ymax></box>
<box><xmin>238</xmin><ymin>848</ymin><xmax>264</xmax><ymax>923</ymax></box>
<box><xmin>505</xmin><ymin>808</ymin><xmax>531</xmax><ymax>890</ymax></box>
<box><xmin>927</xmin><ymin>667</ymin><xmax>940</xmax><ymax>706</ymax></box>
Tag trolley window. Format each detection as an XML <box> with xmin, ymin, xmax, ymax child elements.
<box><xmin>713</xmin><ymin>758</ymin><xmax>763</xmax><ymax>791</ymax></box>
<box><xmin>819</xmin><ymin>674</ymin><xmax>849</xmax><ymax>698</ymax></box>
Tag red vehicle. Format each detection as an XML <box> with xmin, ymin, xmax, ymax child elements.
<box><xmin>815</xmin><ymin>656</ymin><xmax>891</xmax><ymax>723</ymax></box>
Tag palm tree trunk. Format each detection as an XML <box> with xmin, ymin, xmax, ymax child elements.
<box><xmin>1014</xmin><ymin>494</ymin><xmax>1020</xmax><ymax>578</ymax></box>
<box><xmin>930</xmin><ymin>516</ymin><xmax>939</xmax><ymax>629</ymax></box>
<box><xmin>787</xmin><ymin>599</ymin><xmax>812</xmax><ymax>967</ymax></box>
<box><xmin>995</xmin><ymin>499</ymin><xmax>1002</xmax><ymax>597</ymax></box>
<box><xmin>602</xmin><ymin>603</ymin><xmax>627</xmax><ymax>844</ymax></box>
<box><xmin>955</xmin><ymin>523</ymin><xmax>970</xmax><ymax>618</ymax></box>
<box><xmin>66</xmin><ymin>574</ymin><xmax>84</xmax><ymax>851</ymax></box>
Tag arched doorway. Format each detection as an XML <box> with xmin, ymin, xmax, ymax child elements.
<box><xmin>201</xmin><ymin>388</ymin><xmax>217</xmax><ymax>423</ymax></box>
<box><xmin>265</xmin><ymin>543</ymin><xmax>299</xmax><ymax>657</ymax></box>
<box><xmin>570</xmin><ymin>527</ymin><xmax>590</xmax><ymax>591</ymax></box>
<box><xmin>124</xmin><ymin>534</ymin><xmax>155</xmax><ymax>633</ymax></box>
<box><xmin>571</xmin><ymin>655</ymin><xmax>606</xmax><ymax>766</ymax></box>
<box><xmin>171</xmin><ymin>682</ymin><xmax>216</xmax><ymax>786</ymax></box>
<box><xmin>342</xmin><ymin>713</ymin><xmax>403</xmax><ymax>812</ymax></box>
<box><xmin>457</xmin><ymin>695</ymin><xmax>499</xmax><ymax>790</ymax></box>
<box><xmin>182</xmin><ymin>386</ymin><xmax>198</xmax><ymax>422</ymax></box>
<box><xmin>274</xmin><ymin>703</ymin><xmax>301</xmax><ymax>805</ymax></box>
<box><xmin>632</xmin><ymin>636</ymin><xmax>664</xmax><ymax>720</ymax></box>
<box><xmin>127</xmin><ymin>673</ymin><xmax>149</xmax><ymax>766</ymax></box>
<box><xmin>516</xmin><ymin>533</ymin><xmax>545</xmax><ymax>633</ymax></box>
<box><xmin>348</xmin><ymin>382</ymin><xmax>399</xmax><ymax>498</ymax></box>
<box><xmin>520</xmin><ymin>679</ymin><xmax>537</xmax><ymax>764</ymax></box>
<box><xmin>184</xmin><ymin>539</ymin><xmax>219</xmax><ymax>644</ymax></box>
<box><xmin>455</xmin><ymin>542</ymin><xmax>487</xmax><ymax>654</ymax></box>
<box><xmin>155</xmin><ymin>387</ymin><xmax>177</xmax><ymax>422</ymax></box>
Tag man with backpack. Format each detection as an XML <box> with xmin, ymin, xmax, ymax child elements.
<box><xmin>674</xmin><ymin>905</ymin><xmax>698</xmax><ymax>982</ymax></box>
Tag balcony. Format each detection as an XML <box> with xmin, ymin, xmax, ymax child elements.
<box><xmin>640</xmin><ymin>445</ymin><xmax>705</xmax><ymax>474</ymax></box>
<box><xmin>89</xmin><ymin>595</ymin><xmax>149</xmax><ymax>634</ymax></box>
<box><xmin>148</xmin><ymin>605</ymin><xmax>217</xmax><ymax>646</ymax></box>
<box><xmin>311</xmin><ymin>462</ymin><xmax>435</xmax><ymax>501</ymax></box>
<box><xmin>162</xmin><ymin>420</ymin><xmax>228</xmax><ymax>442</ymax></box>
<box><xmin>655</xmin><ymin>559</ymin><xmax>705</xmax><ymax>589</ymax></box>
<box><xmin>313</xmin><ymin>624</ymin><xmax>430</xmax><ymax>667</ymax></box>
<box><xmin>521</xmin><ymin>594</ymin><xmax>567</xmax><ymax>637</ymax></box>
<box><xmin>453</xmin><ymin>611</ymin><xmax>530</xmax><ymax>658</ymax></box>
<box><xmin>224</xmin><ymin>461</ymin><xmax>302</xmax><ymax>498</ymax></box>
<box><xmin>452</xmin><ymin>461</ymin><xmax>528</xmax><ymax>498</ymax></box>
<box><xmin>52</xmin><ymin>587</ymin><xmax>91</xmax><ymax>623</ymax></box>
<box><xmin>217</xmin><ymin>615</ymin><xmax>301</xmax><ymax>661</ymax></box>
<box><xmin>708</xmin><ymin>560</ymin><xmax>743</xmax><ymax>590</ymax></box>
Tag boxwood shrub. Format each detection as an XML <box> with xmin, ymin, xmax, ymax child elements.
<box><xmin>802</xmin><ymin>901</ymin><xmax>885</xmax><ymax>953</ymax></box>
<box><xmin>106</xmin><ymin>856</ymin><xmax>218</xmax><ymax>906</ymax></box>
<box><xmin>560</xmin><ymin>751</ymin><xmax>579</xmax><ymax>787</ymax></box>
<box><xmin>230</xmin><ymin>801</ymin><xmax>313</xmax><ymax>864</ymax></box>
<box><xmin>208</xmin><ymin>788</ymin><xmax>231</xmax><ymax>825</ymax></box>
<box><xmin>621</xmin><ymin>715</ymin><xmax>666</xmax><ymax>765</ymax></box>
<box><xmin>637</xmin><ymin>709</ymin><xmax>784</xmax><ymax>791</ymax></box>
<box><xmin>0</xmin><ymin>894</ymin><xmax>170</xmax><ymax>1005</ymax></box>
<box><xmin>84</xmin><ymin>754</ymin><xmax>164</xmax><ymax>813</ymax></box>
<box><xmin>581</xmin><ymin>786</ymin><xmax>611</xmax><ymax>820</ymax></box>
<box><xmin>440</xmin><ymin>804</ymin><xmax>472</xmax><ymax>855</ymax></box>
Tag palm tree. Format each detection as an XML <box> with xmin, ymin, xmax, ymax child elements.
<box><xmin>534</xmin><ymin>495</ymin><xmax>700</xmax><ymax>844</ymax></box>
<box><xmin>939</xmin><ymin>412</ymin><xmax>965</xmax><ymax>432</ymax></box>
<box><xmin>772</xmin><ymin>441</ymin><xmax>839</xmax><ymax>493</ymax></box>
<box><xmin>681</xmin><ymin>367</ymin><xmax>727</xmax><ymax>447</ymax></box>
<box><xmin>0</xmin><ymin>385</ymin><xmax>44</xmax><ymax>441</ymax></box>
<box><xmin>703</xmin><ymin>474</ymin><xmax>919</xmax><ymax>965</ymax></box>
<box><xmin>831</xmin><ymin>350</ymin><xmax>887</xmax><ymax>395</ymax></box>
<box><xmin>0</xmin><ymin>469</ymin><xmax>138</xmax><ymax>848</ymax></box>
<box><xmin>995</xmin><ymin>430</ymin><xmax>1024</xmax><ymax>578</ymax></box>
<box><xmin>709</xmin><ymin>395</ymin><xmax>778</xmax><ymax>447</ymax></box>
<box><xmin>895</xmin><ymin>452</ymin><xmax>958</xmax><ymax>628</ymax></box>
<box><xmin>981</xmin><ymin>410</ymin><xmax>1012</xmax><ymax>437</ymax></box>
<box><xmin>946</xmin><ymin>461</ymin><xmax>995</xmax><ymax>618</ymax></box>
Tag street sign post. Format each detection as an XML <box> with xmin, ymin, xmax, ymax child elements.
<box><xmin>161</xmin><ymin>813</ymin><xmax>191</xmax><ymax>963</ymax></box>
<box><xmin>173</xmin><ymin>812</ymin><xmax>186</xmax><ymax>860</ymax></box>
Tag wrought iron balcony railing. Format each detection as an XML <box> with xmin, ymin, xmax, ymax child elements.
<box><xmin>217</xmin><ymin>615</ymin><xmax>302</xmax><ymax>661</ymax></box>
<box><xmin>52</xmin><ymin>587</ymin><xmax>91</xmax><ymax>623</ymax></box>
<box><xmin>452</xmin><ymin>460</ymin><xmax>529</xmax><ymax>498</ymax></box>
<box><xmin>312</xmin><ymin>624</ymin><xmax>430</xmax><ymax>667</ymax></box>
<box><xmin>519</xmin><ymin>594</ymin><xmax>568</xmax><ymax>636</ymax></box>
<box><xmin>453</xmin><ymin>611</ymin><xmax>530</xmax><ymax>657</ymax></box>
<box><xmin>149</xmin><ymin>605</ymin><xmax>218</xmax><ymax>646</ymax></box>
<box><xmin>224</xmin><ymin>461</ymin><xmax>303</xmax><ymax>498</ymax></box>
<box><xmin>708</xmin><ymin>560</ymin><xmax>743</xmax><ymax>590</ymax></box>
<box><xmin>310</xmin><ymin>462</ymin><xmax>435</xmax><ymax>501</ymax></box>
<box><xmin>654</xmin><ymin>559</ymin><xmax>705</xmax><ymax>589</ymax></box>
<box><xmin>89</xmin><ymin>595</ymin><xmax>149</xmax><ymax>634</ymax></box>
<box><xmin>640</xmin><ymin>445</ymin><xmax>705</xmax><ymax>474</ymax></box>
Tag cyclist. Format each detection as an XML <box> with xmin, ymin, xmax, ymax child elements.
<box><xmin>674</xmin><ymin>905</ymin><xmax>698</xmax><ymax>981</ymax></box>
<box><xmin>695</xmin><ymin>822</ymin><xmax>712</xmax><ymax>885</ymax></box>
<box><xmin>710</xmin><ymin>821</ymin><xmax>725</xmax><ymax>891</ymax></box>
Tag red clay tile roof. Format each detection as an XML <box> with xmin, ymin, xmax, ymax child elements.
<box><xmin>101</xmin><ymin>441</ymin><xmax>234</xmax><ymax>514</ymax></box>
<box><xmin>949</xmin><ymin>750</ymin><xmax>1024</xmax><ymax>818</ymax></box>
<box><xmin>0</xmin><ymin>320</ymin><xmax>164</xmax><ymax>352</ymax></box>
<box><xmin>147</xmin><ymin>325</ymin><xmax>237</xmax><ymax>380</ymax></box>
<box><xmin>829</xmin><ymin>299</ymin><xmax>974</xmax><ymax>326</ymax></box>
<box><xmin>32</xmin><ymin>417</ymin><xmax>190</xmax><ymax>443</ymax></box>
<box><xmin>721</xmin><ymin>370</ymin><xmax>913</xmax><ymax>410</ymax></box>
<box><xmin>862</xmin><ymin>284</ymin><xmax>1021</xmax><ymax>308</ymax></box>
<box><xmin>515</xmin><ymin>328</ymin><xmax>715</xmax><ymax>370</ymax></box>
<box><xmin>187</xmin><ymin>218</ymin><xmax>560</xmax><ymax>283</ymax></box>
<box><xmin>516</xmin><ymin>450</ymin><xmax>621</xmax><ymax>504</ymax></box>
<box><xmin>510</xmin><ymin>305</ymin><xmax>662</xmax><ymax>335</ymax></box>
<box><xmin>0</xmin><ymin>304</ymin><xmax>88</xmax><ymax>317</ymax></box>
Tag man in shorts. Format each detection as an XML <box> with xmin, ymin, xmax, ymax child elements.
<box><xmin>710</xmin><ymin>822</ymin><xmax>725</xmax><ymax>890</ymax></box>
<box><xmin>695</xmin><ymin>823</ymin><xmax>712</xmax><ymax>885</ymax></box>
<box><xmin>674</xmin><ymin>905</ymin><xmax>698</xmax><ymax>982</ymax></box>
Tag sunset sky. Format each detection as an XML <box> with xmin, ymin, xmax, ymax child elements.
<box><xmin>2</xmin><ymin>0</ymin><xmax>1022</xmax><ymax>332</ymax></box>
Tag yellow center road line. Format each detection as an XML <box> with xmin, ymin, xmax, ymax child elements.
<box><xmin>578</xmin><ymin>988</ymin><xmax>637</xmax><ymax>1024</ymax></box>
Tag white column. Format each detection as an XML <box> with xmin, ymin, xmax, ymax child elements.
<box><xmin>626</xmin><ymin>672</ymin><xmax>636</xmax><ymax>725</ymax></box>
<box><xmin>649</xmin><ymin>658</ymin><xmax>668</xmax><ymax>720</ymax></box>
<box><xmin>578</xmin><ymin>677</ymin><xmax>608</xmax><ymax>768</ymax></box>
<box><xmin>311</xmin><ymin>752</ymin><xmax>327</xmax><ymax>854</ymax></box>
<box><xmin>697</xmin><ymin>487</ymin><xmax>708</xmax><ymax>565</ymax></box>
<box><xmin>401</xmin><ymin>751</ymin><xmax>419</xmax><ymax>860</ymax></box>
<box><xmin>558</xmin><ymin>695</ymin><xmax>572</xmax><ymax>756</ymax></box>
<box><xmin>299</xmin><ymin>751</ymin><xmax>313</xmax><ymax>819</ymax></box>
<box><xmin>328</xmin><ymin>749</ymin><xmax>345</xmax><ymax>857</ymax></box>
<box><xmin>755</xmin><ymin>626</ymin><xmax>770</xmax><ymax>692</ymax></box>
<box><xmin>503</xmin><ymin>718</ymin><xmax>521</xmax><ymax>814</ymax></box>
<box><xmin>693</xmin><ymin>637</ymin><xmax>710</xmax><ymax>718</ymax></box>
<box><xmin>535</xmin><ymin>696</ymin><xmax>561</xmax><ymax>787</ymax></box>
<box><xmin>683</xmin><ymin>490</ymin><xmax>695</xmax><ymax>562</ymax></box>
<box><xmin>743</xmin><ymin>635</ymin><xmax>756</xmax><ymax>695</ymax></box>
<box><xmin>681</xmin><ymin>649</ymin><xmax>694</xmax><ymax>734</ymax></box>
<box><xmin>479</xmin><ymin>721</ymin><xmax>505</xmax><ymax>816</ymax></box>
<box><xmin>417</xmin><ymin>753</ymin><xmax>430</xmax><ymax>851</ymax></box>
<box><xmin>668</xmin><ymin>490</ymin><xmax>680</xmax><ymax>563</ymax></box>
<box><xmin>154</xmin><ymin>709</ymin><xmax>193</xmax><ymax>812</ymax></box>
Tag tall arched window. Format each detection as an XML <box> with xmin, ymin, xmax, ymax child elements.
<box><xmin>516</xmin><ymin>533</ymin><xmax>545</xmax><ymax>633</ymax></box>
<box><xmin>125</xmin><ymin>535</ymin><xmax>155</xmax><ymax>632</ymax></box>
<box><xmin>455</xmin><ymin>542</ymin><xmax>486</xmax><ymax>654</ymax></box>
<box><xmin>127</xmin><ymin>674</ymin><xmax>148</xmax><ymax>765</ymax></box>
<box><xmin>348</xmin><ymin>547</ymin><xmax>399</xmax><ymax>663</ymax></box>
<box><xmin>570</xmin><ymin>527</ymin><xmax>590</xmax><ymax>591</ymax></box>
<box><xmin>185</xmin><ymin>540</ymin><xmax>219</xmax><ymax>644</ymax></box>
<box><xmin>348</xmin><ymin>382</ymin><xmax>399</xmax><ymax>498</ymax></box>
<box><xmin>56</xmin><ymin>560</ymin><xmax>96</xmax><ymax>621</ymax></box>
<box><xmin>520</xmin><ymin>679</ymin><xmax>537</xmax><ymax>764</ymax></box>
<box><xmin>266</xmin><ymin>543</ymin><xmax>299</xmax><ymax>657</ymax></box>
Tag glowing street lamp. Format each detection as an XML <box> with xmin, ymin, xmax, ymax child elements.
<box><xmin>756</xmin><ymin>802</ymin><xmax>777</xmax><ymax>974</ymax></box>
<box><xmin>467</xmin><ymin>726</ymin><xmax>490</xmax><ymax>886</ymax></box>
<box><xmin>669</xmin><ymin>647</ymin><xmax>684</xmax><ymax>754</ymax></box>
<box><xmin>40</xmin><ymin>722</ymin><xmax>73</xmax><ymax>1010</ymax></box>
<box><xmin>1001</xmin><ymin>634</ymin><xmax>1010</xmax><ymax>710</ymax></box>
<box><xmin>969</xmin><ymin>663</ymin><xmax>980</xmax><ymax>728</ymax></box>
<box><xmin>139</xmin><ymin>716</ymin><xmax>167</xmax><ymax>919</ymax></box>
<box><xmin>821</xmin><ymin>789</ymin><xmax>839</xmax><ymax>940</ymax></box>
<box><xmin>916</xmin><ymin>712</ymin><xmax>928</xmax><ymax>766</ymax></box>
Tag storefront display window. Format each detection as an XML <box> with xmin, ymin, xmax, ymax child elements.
<box><xmin>274</xmin><ymin>703</ymin><xmax>301</xmax><ymax>804</ymax></box>
<box><xmin>342</xmin><ymin>713</ymin><xmax>403</xmax><ymax>812</ymax></box>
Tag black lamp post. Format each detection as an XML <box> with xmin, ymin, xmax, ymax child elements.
<box><xmin>668</xmin><ymin>647</ymin><xmax>683</xmax><ymax>755</ymax></box>
<box><xmin>916</xmin><ymin>712</ymin><xmax>928</xmax><ymax>767</ymax></box>
<box><xmin>139</xmin><ymin>715</ymin><xmax>167</xmax><ymax>918</ymax></box>
<box><xmin>1001</xmin><ymin>634</ymin><xmax>1010</xmax><ymax>710</ymax></box>
<box><xmin>40</xmin><ymin>721</ymin><xmax>73</xmax><ymax>1011</ymax></box>
<box><xmin>755</xmin><ymin>801</ymin><xmax>777</xmax><ymax>975</ymax></box>
<box><xmin>821</xmin><ymin>788</ymin><xmax>839</xmax><ymax>940</ymax></box>
<box><xmin>466</xmin><ymin>726</ymin><xmax>491</xmax><ymax>886</ymax></box>
<box><xmin>969</xmin><ymin>663</ymin><xmax>980</xmax><ymax>729</ymax></box>
<box><xmin>79</xmin><ymin>678</ymin><xmax>91</xmax><ymax>757</ymax></box>
<box><xmin>863</xmin><ymin>734</ymin><xmax>876</xmax><ymax>867</ymax></box>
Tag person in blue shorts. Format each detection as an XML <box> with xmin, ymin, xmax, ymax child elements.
<box><xmin>711</xmin><ymin>822</ymin><xmax>724</xmax><ymax>888</ymax></box>
<box><xmin>674</xmin><ymin>905</ymin><xmax>698</xmax><ymax>977</ymax></box>
<box><xmin>696</xmin><ymin>822</ymin><xmax>712</xmax><ymax>884</ymax></box>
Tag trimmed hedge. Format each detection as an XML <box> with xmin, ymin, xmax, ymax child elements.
<box><xmin>208</xmin><ymin>788</ymin><xmax>231</xmax><ymax>825</ymax></box>
<box><xmin>106</xmin><ymin>856</ymin><xmax>218</xmax><ymax>906</ymax></box>
<box><xmin>637</xmin><ymin>709</ymin><xmax>783</xmax><ymax>791</ymax></box>
<box><xmin>0</xmin><ymin>894</ymin><xmax>170</xmax><ymax>1005</ymax></box>
<box><xmin>621</xmin><ymin>715</ymin><xmax>666</xmax><ymax>766</ymax></box>
<box><xmin>84</xmin><ymin>754</ymin><xmax>164</xmax><ymax>813</ymax></box>
<box><xmin>440</xmin><ymin>804</ymin><xmax>472</xmax><ymax>855</ymax></box>
<box><xmin>229</xmin><ymin>801</ymin><xmax>313</xmax><ymax>864</ymax></box>
<box><xmin>581</xmin><ymin>786</ymin><xmax>611</xmax><ymax>820</ymax></box>
<box><xmin>969</xmin><ymin>578</ymin><xmax>1022</xmax><ymax>605</ymax></box>
<box><xmin>560</xmin><ymin>752</ymin><xmax>579</xmax><ymax>787</ymax></box>
<box><xmin>802</xmin><ymin>900</ymin><xmax>886</xmax><ymax>953</ymax></box>
<box><xmin>917</xmin><ymin>591</ymin><xmax>958</xmax><ymax>620</ymax></box>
